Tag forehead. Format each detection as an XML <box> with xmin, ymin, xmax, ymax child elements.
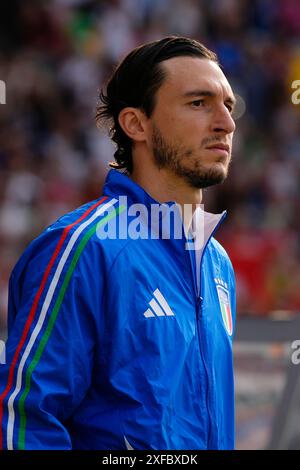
<box><xmin>158</xmin><ymin>56</ymin><xmax>234</xmax><ymax>100</ymax></box>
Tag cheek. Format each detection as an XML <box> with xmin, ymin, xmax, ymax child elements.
<box><xmin>153</xmin><ymin>107</ymin><xmax>208</xmax><ymax>145</ymax></box>
<box><xmin>177</xmin><ymin>115</ymin><xmax>209</xmax><ymax>139</ymax></box>
<box><xmin>153</xmin><ymin>105</ymin><xmax>188</xmax><ymax>131</ymax></box>
<box><xmin>154</xmin><ymin>112</ymin><xmax>179</xmax><ymax>133</ymax></box>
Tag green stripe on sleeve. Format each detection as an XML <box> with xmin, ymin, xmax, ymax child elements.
<box><xmin>17</xmin><ymin>205</ymin><xmax>125</xmax><ymax>449</ymax></box>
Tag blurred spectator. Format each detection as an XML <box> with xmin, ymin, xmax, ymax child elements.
<box><xmin>1</xmin><ymin>0</ymin><xmax>300</xmax><ymax>333</ymax></box>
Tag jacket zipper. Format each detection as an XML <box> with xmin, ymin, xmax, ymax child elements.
<box><xmin>185</xmin><ymin>242</ymin><xmax>211</xmax><ymax>448</ymax></box>
<box><xmin>195</xmin><ymin>290</ymin><xmax>212</xmax><ymax>448</ymax></box>
<box><xmin>186</xmin><ymin>212</ymin><xmax>226</xmax><ymax>449</ymax></box>
<box><xmin>195</xmin><ymin>281</ymin><xmax>211</xmax><ymax>448</ymax></box>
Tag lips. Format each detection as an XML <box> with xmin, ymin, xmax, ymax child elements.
<box><xmin>205</xmin><ymin>143</ymin><xmax>230</xmax><ymax>152</ymax></box>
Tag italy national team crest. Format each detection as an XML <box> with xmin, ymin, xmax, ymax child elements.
<box><xmin>216</xmin><ymin>283</ymin><xmax>233</xmax><ymax>336</ymax></box>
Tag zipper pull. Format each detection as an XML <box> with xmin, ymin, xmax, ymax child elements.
<box><xmin>197</xmin><ymin>296</ymin><xmax>203</xmax><ymax>318</ymax></box>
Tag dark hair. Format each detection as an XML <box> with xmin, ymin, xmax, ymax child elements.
<box><xmin>96</xmin><ymin>36</ymin><xmax>218</xmax><ymax>173</ymax></box>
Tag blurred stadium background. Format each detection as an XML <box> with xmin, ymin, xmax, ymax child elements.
<box><xmin>0</xmin><ymin>0</ymin><xmax>300</xmax><ymax>449</ymax></box>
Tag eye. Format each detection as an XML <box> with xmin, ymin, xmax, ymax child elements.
<box><xmin>190</xmin><ymin>99</ymin><xmax>205</xmax><ymax>108</ymax></box>
<box><xmin>225</xmin><ymin>103</ymin><xmax>234</xmax><ymax>114</ymax></box>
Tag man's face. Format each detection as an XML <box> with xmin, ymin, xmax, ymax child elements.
<box><xmin>148</xmin><ymin>57</ymin><xmax>236</xmax><ymax>188</ymax></box>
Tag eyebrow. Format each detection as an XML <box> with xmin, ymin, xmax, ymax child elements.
<box><xmin>183</xmin><ymin>89</ymin><xmax>236</xmax><ymax>107</ymax></box>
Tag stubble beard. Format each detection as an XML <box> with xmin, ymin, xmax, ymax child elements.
<box><xmin>151</xmin><ymin>125</ymin><xmax>229</xmax><ymax>189</ymax></box>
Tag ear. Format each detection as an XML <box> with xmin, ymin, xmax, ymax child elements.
<box><xmin>118</xmin><ymin>107</ymin><xmax>148</xmax><ymax>143</ymax></box>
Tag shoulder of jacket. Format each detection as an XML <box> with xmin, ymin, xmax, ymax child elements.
<box><xmin>11</xmin><ymin>197</ymin><xmax>112</xmax><ymax>276</ymax></box>
<box><xmin>208</xmin><ymin>237</ymin><xmax>234</xmax><ymax>270</ymax></box>
<box><xmin>46</xmin><ymin>197</ymin><xmax>108</xmax><ymax>231</ymax></box>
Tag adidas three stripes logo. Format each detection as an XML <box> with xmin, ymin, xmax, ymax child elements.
<box><xmin>143</xmin><ymin>289</ymin><xmax>175</xmax><ymax>318</ymax></box>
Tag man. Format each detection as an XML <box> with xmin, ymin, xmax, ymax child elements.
<box><xmin>0</xmin><ymin>36</ymin><xmax>236</xmax><ymax>450</ymax></box>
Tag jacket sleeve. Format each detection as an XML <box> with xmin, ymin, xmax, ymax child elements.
<box><xmin>0</xmin><ymin>226</ymin><xmax>103</xmax><ymax>450</ymax></box>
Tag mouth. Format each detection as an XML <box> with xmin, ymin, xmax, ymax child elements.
<box><xmin>205</xmin><ymin>143</ymin><xmax>230</xmax><ymax>158</ymax></box>
<box><xmin>206</xmin><ymin>143</ymin><xmax>230</xmax><ymax>151</ymax></box>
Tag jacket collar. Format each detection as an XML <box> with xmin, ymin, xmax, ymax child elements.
<box><xmin>103</xmin><ymin>169</ymin><xmax>226</xmax><ymax>242</ymax></box>
<box><xmin>103</xmin><ymin>169</ymin><xmax>163</xmax><ymax>208</ymax></box>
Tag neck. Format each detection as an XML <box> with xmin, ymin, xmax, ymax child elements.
<box><xmin>131</xmin><ymin>166</ymin><xmax>202</xmax><ymax>207</ymax></box>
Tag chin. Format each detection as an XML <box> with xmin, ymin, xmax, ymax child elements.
<box><xmin>191</xmin><ymin>175</ymin><xmax>226</xmax><ymax>189</ymax></box>
<box><xmin>182</xmin><ymin>165</ymin><xmax>228</xmax><ymax>189</ymax></box>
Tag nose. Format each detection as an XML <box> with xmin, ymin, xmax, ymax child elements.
<box><xmin>211</xmin><ymin>105</ymin><xmax>236</xmax><ymax>135</ymax></box>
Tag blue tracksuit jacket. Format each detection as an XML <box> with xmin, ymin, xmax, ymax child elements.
<box><xmin>0</xmin><ymin>169</ymin><xmax>236</xmax><ymax>450</ymax></box>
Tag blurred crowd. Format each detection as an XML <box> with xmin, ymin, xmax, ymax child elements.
<box><xmin>0</xmin><ymin>0</ymin><xmax>300</xmax><ymax>332</ymax></box>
